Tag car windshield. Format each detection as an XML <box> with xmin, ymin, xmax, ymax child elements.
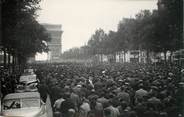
<box><xmin>3</xmin><ymin>99</ymin><xmax>21</xmax><ymax>110</ymax></box>
<box><xmin>3</xmin><ymin>98</ymin><xmax>40</xmax><ymax>110</ymax></box>
<box><xmin>22</xmin><ymin>98</ymin><xmax>40</xmax><ymax>108</ymax></box>
<box><xmin>19</xmin><ymin>75</ymin><xmax>37</xmax><ymax>83</ymax></box>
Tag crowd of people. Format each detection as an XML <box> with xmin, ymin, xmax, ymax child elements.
<box><xmin>0</xmin><ymin>67</ymin><xmax>21</xmax><ymax>97</ymax></box>
<box><xmin>31</xmin><ymin>62</ymin><xmax>184</xmax><ymax>117</ymax></box>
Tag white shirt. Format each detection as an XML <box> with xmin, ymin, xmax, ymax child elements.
<box><xmin>79</xmin><ymin>102</ymin><xmax>91</xmax><ymax>117</ymax></box>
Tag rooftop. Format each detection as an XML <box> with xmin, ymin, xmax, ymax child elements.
<box><xmin>42</xmin><ymin>23</ymin><xmax>62</xmax><ymax>31</ymax></box>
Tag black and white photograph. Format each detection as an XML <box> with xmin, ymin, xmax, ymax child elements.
<box><xmin>0</xmin><ymin>0</ymin><xmax>183</xmax><ymax>117</ymax></box>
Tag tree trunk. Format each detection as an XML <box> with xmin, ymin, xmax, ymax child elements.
<box><xmin>119</xmin><ymin>52</ymin><xmax>121</xmax><ymax>63</ymax></box>
<box><xmin>124</xmin><ymin>51</ymin><xmax>126</xmax><ymax>63</ymax></box>
<box><xmin>146</xmin><ymin>50</ymin><xmax>150</xmax><ymax>63</ymax></box>
<box><xmin>3</xmin><ymin>48</ymin><xmax>7</xmax><ymax>68</ymax></box>
<box><xmin>8</xmin><ymin>53</ymin><xmax>10</xmax><ymax>66</ymax></box>
<box><xmin>164</xmin><ymin>51</ymin><xmax>167</xmax><ymax>63</ymax></box>
<box><xmin>14</xmin><ymin>54</ymin><xmax>17</xmax><ymax>65</ymax></box>
<box><xmin>12</xmin><ymin>54</ymin><xmax>15</xmax><ymax>73</ymax></box>
<box><xmin>17</xmin><ymin>55</ymin><xmax>22</xmax><ymax>72</ymax></box>
<box><xmin>169</xmin><ymin>51</ymin><xmax>173</xmax><ymax>63</ymax></box>
<box><xmin>113</xmin><ymin>53</ymin><xmax>116</xmax><ymax>63</ymax></box>
<box><xmin>101</xmin><ymin>54</ymin><xmax>103</xmax><ymax>63</ymax></box>
<box><xmin>138</xmin><ymin>50</ymin><xmax>140</xmax><ymax>63</ymax></box>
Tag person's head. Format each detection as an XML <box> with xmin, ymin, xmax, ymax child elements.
<box><xmin>139</xmin><ymin>83</ymin><xmax>144</xmax><ymax>89</ymax></box>
<box><xmin>120</xmin><ymin>101</ymin><xmax>128</xmax><ymax>110</ymax></box>
<box><xmin>111</xmin><ymin>98</ymin><xmax>120</xmax><ymax>107</ymax></box>
<box><xmin>63</xmin><ymin>92</ymin><xmax>70</xmax><ymax>99</ymax></box>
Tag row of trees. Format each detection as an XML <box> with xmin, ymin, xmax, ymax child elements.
<box><xmin>1</xmin><ymin>0</ymin><xmax>51</xmax><ymax>68</ymax></box>
<box><xmin>62</xmin><ymin>0</ymin><xmax>183</xmax><ymax>62</ymax></box>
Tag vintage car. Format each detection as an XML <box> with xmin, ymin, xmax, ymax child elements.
<box><xmin>16</xmin><ymin>80</ymin><xmax>38</xmax><ymax>93</ymax></box>
<box><xmin>19</xmin><ymin>73</ymin><xmax>37</xmax><ymax>84</ymax></box>
<box><xmin>15</xmin><ymin>70</ymin><xmax>38</xmax><ymax>92</ymax></box>
<box><xmin>23</xmin><ymin>68</ymin><xmax>35</xmax><ymax>75</ymax></box>
<box><xmin>1</xmin><ymin>92</ymin><xmax>47</xmax><ymax>117</ymax></box>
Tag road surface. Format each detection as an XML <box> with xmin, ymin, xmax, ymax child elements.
<box><xmin>46</xmin><ymin>94</ymin><xmax>53</xmax><ymax>117</ymax></box>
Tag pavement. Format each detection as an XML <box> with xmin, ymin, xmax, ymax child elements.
<box><xmin>46</xmin><ymin>94</ymin><xmax>53</xmax><ymax>117</ymax></box>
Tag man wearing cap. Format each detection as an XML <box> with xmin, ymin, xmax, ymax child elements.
<box><xmin>134</xmin><ymin>83</ymin><xmax>148</xmax><ymax>104</ymax></box>
<box><xmin>70</xmin><ymin>87</ymin><xmax>81</xmax><ymax>112</ymax></box>
<box><xmin>104</xmin><ymin>99</ymin><xmax>120</xmax><ymax>117</ymax></box>
<box><xmin>53</xmin><ymin>93</ymin><xmax>65</xmax><ymax>117</ymax></box>
<box><xmin>117</xmin><ymin>87</ymin><xmax>130</xmax><ymax>105</ymax></box>
<box><xmin>79</xmin><ymin>98</ymin><xmax>91</xmax><ymax>117</ymax></box>
<box><xmin>60</xmin><ymin>93</ymin><xmax>75</xmax><ymax>117</ymax></box>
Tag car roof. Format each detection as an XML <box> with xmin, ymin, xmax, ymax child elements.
<box><xmin>19</xmin><ymin>74</ymin><xmax>37</xmax><ymax>82</ymax></box>
<box><xmin>3</xmin><ymin>92</ymin><xmax>40</xmax><ymax>100</ymax></box>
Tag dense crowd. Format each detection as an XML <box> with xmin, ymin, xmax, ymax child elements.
<box><xmin>31</xmin><ymin>62</ymin><xmax>183</xmax><ymax>117</ymax></box>
<box><xmin>0</xmin><ymin>67</ymin><xmax>21</xmax><ymax>97</ymax></box>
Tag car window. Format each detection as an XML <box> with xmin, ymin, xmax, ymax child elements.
<box><xmin>20</xmin><ymin>75</ymin><xmax>36</xmax><ymax>82</ymax></box>
<box><xmin>22</xmin><ymin>98</ymin><xmax>40</xmax><ymax>108</ymax></box>
<box><xmin>3</xmin><ymin>99</ymin><xmax>21</xmax><ymax>110</ymax></box>
<box><xmin>3</xmin><ymin>98</ymin><xmax>40</xmax><ymax>110</ymax></box>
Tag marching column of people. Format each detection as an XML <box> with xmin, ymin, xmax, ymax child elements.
<box><xmin>32</xmin><ymin>63</ymin><xmax>183</xmax><ymax>117</ymax></box>
<box><xmin>1</xmin><ymin>62</ymin><xmax>183</xmax><ymax>117</ymax></box>
<box><xmin>0</xmin><ymin>68</ymin><xmax>21</xmax><ymax>97</ymax></box>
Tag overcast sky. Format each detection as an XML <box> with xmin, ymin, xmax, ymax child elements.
<box><xmin>37</xmin><ymin>0</ymin><xmax>157</xmax><ymax>52</ymax></box>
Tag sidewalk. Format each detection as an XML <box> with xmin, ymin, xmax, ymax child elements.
<box><xmin>46</xmin><ymin>94</ymin><xmax>53</xmax><ymax>117</ymax></box>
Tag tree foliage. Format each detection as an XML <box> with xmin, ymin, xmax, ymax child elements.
<box><xmin>2</xmin><ymin>0</ymin><xmax>51</xmax><ymax>63</ymax></box>
<box><xmin>87</xmin><ymin>29</ymin><xmax>107</xmax><ymax>55</ymax></box>
<box><xmin>62</xmin><ymin>0</ymin><xmax>183</xmax><ymax>61</ymax></box>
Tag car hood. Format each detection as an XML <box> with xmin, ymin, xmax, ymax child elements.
<box><xmin>2</xmin><ymin>107</ymin><xmax>45</xmax><ymax>117</ymax></box>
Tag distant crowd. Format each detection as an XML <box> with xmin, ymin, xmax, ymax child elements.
<box><xmin>0</xmin><ymin>62</ymin><xmax>183</xmax><ymax>117</ymax></box>
<box><xmin>0</xmin><ymin>67</ymin><xmax>21</xmax><ymax>97</ymax></box>
<box><xmin>31</xmin><ymin>62</ymin><xmax>183</xmax><ymax>117</ymax></box>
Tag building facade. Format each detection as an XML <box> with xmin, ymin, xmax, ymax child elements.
<box><xmin>43</xmin><ymin>24</ymin><xmax>63</xmax><ymax>62</ymax></box>
<box><xmin>94</xmin><ymin>50</ymin><xmax>173</xmax><ymax>63</ymax></box>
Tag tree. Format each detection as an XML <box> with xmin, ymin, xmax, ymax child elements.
<box><xmin>62</xmin><ymin>0</ymin><xmax>183</xmax><ymax>63</ymax></box>
<box><xmin>117</xmin><ymin>18</ymin><xmax>137</xmax><ymax>62</ymax></box>
<box><xmin>133</xmin><ymin>10</ymin><xmax>158</xmax><ymax>62</ymax></box>
<box><xmin>87</xmin><ymin>29</ymin><xmax>107</xmax><ymax>62</ymax></box>
<box><xmin>2</xmin><ymin>0</ymin><xmax>51</xmax><ymax>66</ymax></box>
<box><xmin>105</xmin><ymin>31</ymin><xmax>117</xmax><ymax>54</ymax></box>
<box><xmin>161</xmin><ymin>0</ymin><xmax>183</xmax><ymax>49</ymax></box>
<box><xmin>155</xmin><ymin>0</ymin><xmax>183</xmax><ymax>61</ymax></box>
